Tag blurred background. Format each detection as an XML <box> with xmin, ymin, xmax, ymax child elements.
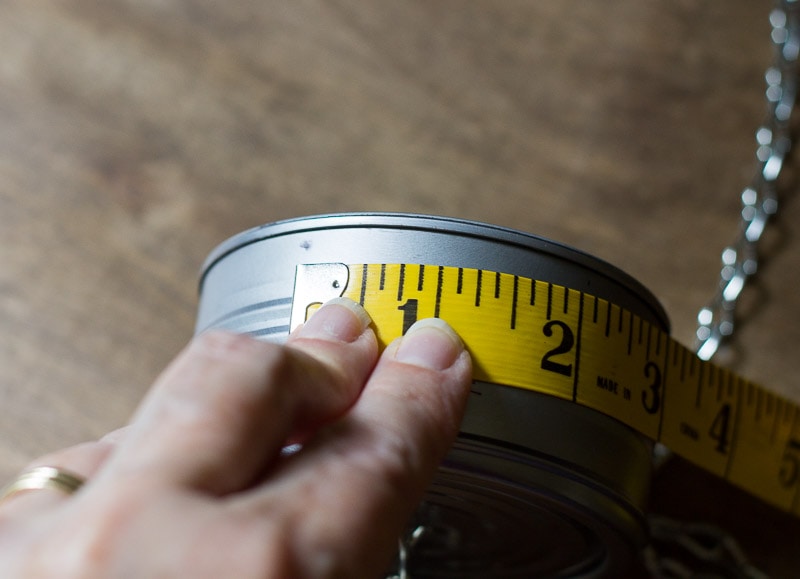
<box><xmin>2</xmin><ymin>1</ymin><xmax>799</xmax><ymax>575</ymax></box>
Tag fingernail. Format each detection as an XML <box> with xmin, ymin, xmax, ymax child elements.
<box><xmin>298</xmin><ymin>297</ymin><xmax>372</xmax><ymax>343</ymax></box>
<box><xmin>394</xmin><ymin>318</ymin><xmax>464</xmax><ymax>371</ymax></box>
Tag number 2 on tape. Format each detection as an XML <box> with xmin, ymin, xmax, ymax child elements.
<box><xmin>291</xmin><ymin>263</ymin><xmax>800</xmax><ymax>517</ymax></box>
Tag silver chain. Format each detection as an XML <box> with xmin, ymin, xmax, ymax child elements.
<box><xmin>388</xmin><ymin>2</ymin><xmax>800</xmax><ymax>577</ymax></box>
<box><xmin>647</xmin><ymin>1</ymin><xmax>800</xmax><ymax>577</ymax></box>
<box><xmin>694</xmin><ymin>0</ymin><xmax>800</xmax><ymax>362</ymax></box>
<box><xmin>643</xmin><ymin>516</ymin><xmax>771</xmax><ymax>579</ymax></box>
<box><xmin>386</xmin><ymin>525</ymin><xmax>426</xmax><ymax>579</ymax></box>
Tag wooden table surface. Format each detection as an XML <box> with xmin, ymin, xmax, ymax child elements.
<box><xmin>2</xmin><ymin>1</ymin><xmax>799</xmax><ymax>575</ymax></box>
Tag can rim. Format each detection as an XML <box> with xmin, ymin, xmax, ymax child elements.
<box><xmin>199</xmin><ymin>212</ymin><xmax>669</xmax><ymax>331</ymax></box>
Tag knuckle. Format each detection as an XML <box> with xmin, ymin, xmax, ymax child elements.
<box><xmin>193</xmin><ymin>330</ymin><xmax>266</xmax><ymax>361</ymax></box>
<box><xmin>347</xmin><ymin>423</ymin><xmax>421</xmax><ymax>497</ymax></box>
<box><xmin>40</xmin><ymin>493</ymin><xmax>142</xmax><ymax>578</ymax></box>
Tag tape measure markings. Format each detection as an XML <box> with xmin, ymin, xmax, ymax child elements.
<box><xmin>292</xmin><ymin>263</ymin><xmax>800</xmax><ymax>516</ymax></box>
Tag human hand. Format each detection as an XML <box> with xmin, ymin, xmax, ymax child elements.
<box><xmin>0</xmin><ymin>298</ymin><xmax>472</xmax><ymax>578</ymax></box>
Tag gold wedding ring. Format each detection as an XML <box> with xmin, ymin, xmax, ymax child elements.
<box><xmin>0</xmin><ymin>466</ymin><xmax>85</xmax><ymax>503</ymax></box>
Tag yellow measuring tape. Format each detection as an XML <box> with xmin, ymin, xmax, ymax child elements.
<box><xmin>295</xmin><ymin>263</ymin><xmax>800</xmax><ymax>517</ymax></box>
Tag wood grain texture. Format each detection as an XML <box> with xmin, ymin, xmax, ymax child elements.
<box><xmin>2</xmin><ymin>1</ymin><xmax>799</xmax><ymax>575</ymax></box>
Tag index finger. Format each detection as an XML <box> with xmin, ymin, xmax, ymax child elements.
<box><xmin>97</xmin><ymin>298</ymin><xmax>378</xmax><ymax>496</ymax></box>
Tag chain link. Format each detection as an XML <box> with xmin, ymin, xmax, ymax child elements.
<box><xmin>643</xmin><ymin>517</ymin><xmax>771</xmax><ymax>579</ymax></box>
<box><xmin>385</xmin><ymin>526</ymin><xmax>426</xmax><ymax>579</ymax></box>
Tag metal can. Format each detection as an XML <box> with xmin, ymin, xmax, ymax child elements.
<box><xmin>197</xmin><ymin>213</ymin><xmax>668</xmax><ymax>577</ymax></box>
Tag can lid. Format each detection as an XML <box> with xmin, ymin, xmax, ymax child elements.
<box><xmin>200</xmin><ymin>212</ymin><xmax>669</xmax><ymax>331</ymax></box>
